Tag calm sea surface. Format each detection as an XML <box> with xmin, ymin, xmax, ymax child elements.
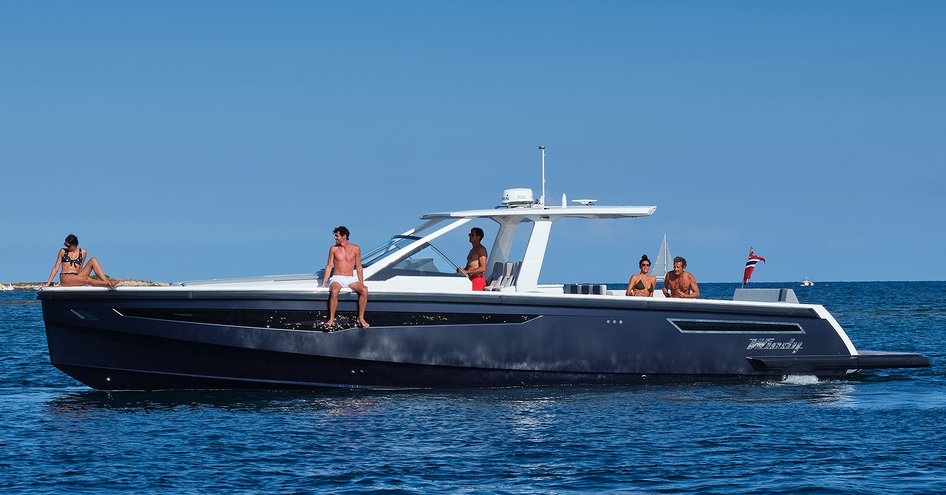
<box><xmin>1</xmin><ymin>282</ymin><xmax>944</xmax><ymax>494</ymax></box>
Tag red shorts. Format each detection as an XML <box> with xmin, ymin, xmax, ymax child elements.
<box><xmin>470</xmin><ymin>274</ymin><xmax>486</xmax><ymax>291</ymax></box>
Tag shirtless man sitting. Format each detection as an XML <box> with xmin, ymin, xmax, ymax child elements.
<box><xmin>458</xmin><ymin>227</ymin><xmax>488</xmax><ymax>291</ymax></box>
<box><xmin>662</xmin><ymin>256</ymin><xmax>700</xmax><ymax>299</ymax></box>
<box><xmin>319</xmin><ymin>226</ymin><xmax>369</xmax><ymax>327</ymax></box>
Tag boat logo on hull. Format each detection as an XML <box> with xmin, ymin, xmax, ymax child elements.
<box><xmin>747</xmin><ymin>338</ymin><xmax>804</xmax><ymax>354</ymax></box>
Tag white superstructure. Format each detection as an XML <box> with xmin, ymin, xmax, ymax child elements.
<box><xmin>355</xmin><ymin>192</ymin><xmax>655</xmax><ymax>294</ymax></box>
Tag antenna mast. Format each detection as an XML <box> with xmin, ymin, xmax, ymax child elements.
<box><xmin>539</xmin><ymin>145</ymin><xmax>546</xmax><ymax>206</ymax></box>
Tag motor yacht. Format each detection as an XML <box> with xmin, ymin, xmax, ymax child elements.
<box><xmin>38</xmin><ymin>188</ymin><xmax>928</xmax><ymax>390</ymax></box>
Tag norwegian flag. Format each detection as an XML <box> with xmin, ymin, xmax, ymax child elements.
<box><xmin>742</xmin><ymin>249</ymin><xmax>766</xmax><ymax>287</ymax></box>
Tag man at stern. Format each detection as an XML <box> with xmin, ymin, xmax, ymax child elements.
<box><xmin>663</xmin><ymin>256</ymin><xmax>700</xmax><ymax>299</ymax></box>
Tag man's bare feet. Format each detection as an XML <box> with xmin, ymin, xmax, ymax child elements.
<box><xmin>359</xmin><ymin>319</ymin><xmax>370</xmax><ymax>328</ymax></box>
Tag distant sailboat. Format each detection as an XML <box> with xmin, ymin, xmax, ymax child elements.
<box><xmin>653</xmin><ymin>234</ymin><xmax>672</xmax><ymax>278</ymax></box>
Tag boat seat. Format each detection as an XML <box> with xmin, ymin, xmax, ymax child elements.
<box><xmin>564</xmin><ymin>283</ymin><xmax>609</xmax><ymax>295</ymax></box>
<box><xmin>487</xmin><ymin>261</ymin><xmax>521</xmax><ymax>291</ymax></box>
<box><xmin>490</xmin><ymin>262</ymin><xmax>515</xmax><ymax>290</ymax></box>
<box><xmin>485</xmin><ymin>262</ymin><xmax>504</xmax><ymax>289</ymax></box>
<box><xmin>500</xmin><ymin>261</ymin><xmax>522</xmax><ymax>288</ymax></box>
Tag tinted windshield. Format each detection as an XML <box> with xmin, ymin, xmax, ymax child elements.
<box><xmin>362</xmin><ymin>235</ymin><xmax>420</xmax><ymax>267</ymax></box>
<box><xmin>365</xmin><ymin>236</ymin><xmax>465</xmax><ymax>280</ymax></box>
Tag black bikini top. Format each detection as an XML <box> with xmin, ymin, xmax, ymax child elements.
<box><xmin>633</xmin><ymin>277</ymin><xmax>655</xmax><ymax>293</ymax></box>
<box><xmin>62</xmin><ymin>248</ymin><xmax>84</xmax><ymax>268</ymax></box>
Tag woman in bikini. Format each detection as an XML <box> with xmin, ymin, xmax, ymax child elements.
<box><xmin>42</xmin><ymin>234</ymin><xmax>119</xmax><ymax>288</ymax></box>
<box><xmin>625</xmin><ymin>254</ymin><xmax>656</xmax><ymax>297</ymax></box>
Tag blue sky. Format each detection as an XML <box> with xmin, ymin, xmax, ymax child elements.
<box><xmin>2</xmin><ymin>1</ymin><xmax>944</xmax><ymax>284</ymax></box>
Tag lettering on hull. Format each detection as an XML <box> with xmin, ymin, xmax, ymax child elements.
<box><xmin>746</xmin><ymin>338</ymin><xmax>804</xmax><ymax>354</ymax></box>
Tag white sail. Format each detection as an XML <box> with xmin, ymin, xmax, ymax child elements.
<box><xmin>654</xmin><ymin>234</ymin><xmax>672</xmax><ymax>278</ymax></box>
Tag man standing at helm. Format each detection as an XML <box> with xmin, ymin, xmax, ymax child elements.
<box><xmin>459</xmin><ymin>227</ymin><xmax>488</xmax><ymax>291</ymax></box>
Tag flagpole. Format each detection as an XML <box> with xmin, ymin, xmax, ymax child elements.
<box><xmin>539</xmin><ymin>145</ymin><xmax>546</xmax><ymax>206</ymax></box>
<box><xmin>743</xmin><ymin>247</ymin><xmax>752</xmax><ymax>288</ymax></box>
<box><xmin>742</xmin><ymin>246</ymin><xmax>752</xmax><ymax>289</ymax></box>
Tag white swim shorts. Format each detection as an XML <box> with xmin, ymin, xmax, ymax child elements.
<box><xmin>328</xmin><ymin>274</ymin><xmax>360</xmax><ymax>288</ymax></box>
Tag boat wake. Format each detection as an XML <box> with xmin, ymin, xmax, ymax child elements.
<box><xmin>777</xmin><ymin>374</ymin><xmax>820</xmax><ymax>385</ymax></box>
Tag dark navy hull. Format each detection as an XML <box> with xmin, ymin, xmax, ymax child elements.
<box><xmin>39</xmin><ymin>290</ymin><xmax>926</xmax><ymax>390</ymax></box>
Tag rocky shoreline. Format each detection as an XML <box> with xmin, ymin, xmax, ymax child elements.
<box><xmin>3</xmin><ymin>279</ymin><xmax>170</xmax><ymax>290</ymax></box>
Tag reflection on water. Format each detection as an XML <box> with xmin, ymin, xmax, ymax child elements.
<box><xmin>41</xmin><ymin>376</ymin><xmax>943</xmax><ymax>420</ymax></box>
<box><xmin>773</xmin><ymin>380</ymin><xmax>859</xmax><ymax>408</ymax></box>
<box><xmin>627</xmin><ymin>380</ymin><xmax>860</xmax><ymax>408</ymax></box>
<box><xmin>44</xmin><ymin>389</ymin><xmax>377</xmax><ymax>414</ymax></box>
<box><xmin>506</xmin><ymin>394</ymin><xmax>559</xmax><ymax>443</ymax></box>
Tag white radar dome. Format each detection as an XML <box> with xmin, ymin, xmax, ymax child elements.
<box><xmin>501</xmin><ymin>188</ymin><xmax>535</xmax><ymax>207</ymax></box>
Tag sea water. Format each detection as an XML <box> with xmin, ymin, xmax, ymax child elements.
<box><xmin>1</xmin><ymin>282</ymin><xmax>944</xmax><ymax>494</ymax></box>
